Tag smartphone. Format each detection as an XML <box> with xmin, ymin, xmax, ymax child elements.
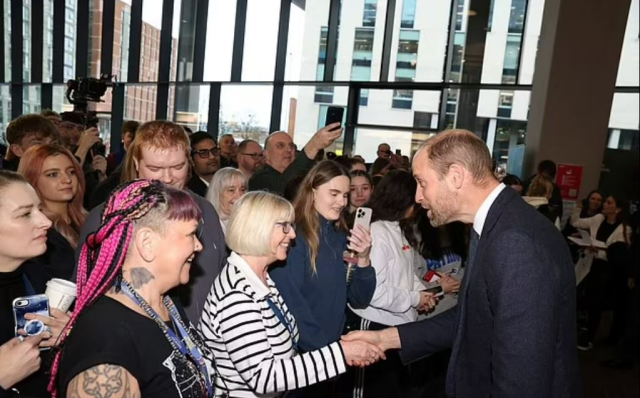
<box><xmin>325</xmin><ymin>106</ymin><xmax>345</xmax><ymax>131</ymax></box>
<box><xmin>353</xmin><ymin>207</ymin><xmax>372</xmax><ymax>231</ymax></box>
<box><xmin>13</xmin><ymin>295</ymin><xmax>50</xmax><ymax>338</ymax></box>
<box><xmin>395</xmin><ymin>149</ymin><xmax>402</xmax><ymax>156</ymax></box>
<box><xmin>424</xmin><ymin>285</ymin><xmax>445</xmax><ymax>298</ymax></box>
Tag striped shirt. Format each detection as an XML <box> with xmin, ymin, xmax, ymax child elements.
<box><xmin>199</xmin><ymin>252</ymin><xmax>347</xmax><ymax>397</ymax></box>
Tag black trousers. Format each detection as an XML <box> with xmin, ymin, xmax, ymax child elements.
<box><xmin>585</xmin><ymin>259</ymin><xmax>628</xmax><ymax>342</ymax></box>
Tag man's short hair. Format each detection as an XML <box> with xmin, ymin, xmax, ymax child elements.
<box><xmin>121</xmin><ymin>121</ymin><xmax>191</xmax><ymax>182</ymax></box>
<box><xmin>415</xmin><ymin>129</ymin><xmax>494</xmax><ymax>186</ymax></box>
<box><xmin>122</xmin><ymin>120</ymin><xmax>140</xmax><ymax>138</ymax></box>
<box><xmin>238</xmin><ymin>139</ymin><xmax>259</xmax><ymax>153</ymax></box>
<box><xmin>537</xmin><ymin>160</ymin><xmax>557</xmax><ymax>179</ymax></box>
<box><xmin>189</xmin><ymin>131</ymin><xmax>217</xmax><ymax>150</ymax></box>
<box><xmin>5</xmin><ymin>114</ymin><xmax>60</xmax><ymax>146</ymax></box>
<box><xmin>378</xmin><ymin>143</ymin><xmax>390</xmax><ymax>150</ymax></box>
<box><xmin>263</xmin><ymin>131</ymin><xmax>288</xmax><ymax>151</ymax></box>
<box><xmin>227</xmin><ymin>191</ymin><xmax>295</xmax><ymax>256</ymax></box>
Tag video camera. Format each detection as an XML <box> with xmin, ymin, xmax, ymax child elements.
<box><xmin>65</xmin><ymin>74</ymin><xmax>114</xmax><ymax>127</ymax></box>
<box><xmin>65</xmin><ymin>74</ymin><xmax>114</xmax><ymax>156</ymax></box>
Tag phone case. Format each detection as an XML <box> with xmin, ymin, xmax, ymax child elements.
<box><xmin>12</xmin><ymin>294</ymin><xmax>50</xmax><ymax>337</ymax></box>
<box><xmin>353</xmin><ymin>207</ymin><xmax>373</xmax><ymax>231</ymax></box>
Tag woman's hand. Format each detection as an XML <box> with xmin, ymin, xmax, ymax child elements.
<box><xmin>340</xmin><ymin>339</ymin><xmax>386</xmax><ymax>367</ymax></box>
<box><xmin>439</xmin><ymin>274</ymin><xmax>461</xmax><ymax>294</ymax></box>
<box><xmin>347</xmin><ymin>225</ymin><xmax>372</xmax><ymax>266</ymax></box>
<box><xmin>23</xmin><ymin>308</ymin><xmax>71</xmax><ymax>348</ymax></box>
<box><xmin>0</xmin><ymin>335</ymin><xmax>45</xmax><ymax>389</ymax></box>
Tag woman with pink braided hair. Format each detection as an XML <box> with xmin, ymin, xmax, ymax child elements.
<box><xmin>50</xmin><ymin>179</ymin><xmax>213</xmax><ymax>398</ymax></box>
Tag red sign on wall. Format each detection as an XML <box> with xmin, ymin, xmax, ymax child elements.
<box><xmin>556</xmin><ymin>164</ymin><xmax>583</xmax><ymax>200</ymax></box>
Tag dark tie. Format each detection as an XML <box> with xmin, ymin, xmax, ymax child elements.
<box><xmin>446</xmin><ymin>229</ymin><xmax>480</xmax><ymax>396</ymax></box>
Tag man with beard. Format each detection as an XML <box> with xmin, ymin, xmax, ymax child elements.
<box><xmin>188</xmin><ymin>131</ymin><xmax>220</xmax><ymax>197</ymax></box>
<box><xmin>343</xmin><ymin>130</ymin><xmax>582</xmax><ymax>398</ymax></box>
<box><xmin>236</xmin><ymin>139</ymin><xmax>264</xmax><ymax>178</ymax></box>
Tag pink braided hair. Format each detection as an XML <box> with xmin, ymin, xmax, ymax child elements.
<box><xmin>48</xmin><ymin>179</ymin><xmax>162</xmax><ymax>396</ymax></box>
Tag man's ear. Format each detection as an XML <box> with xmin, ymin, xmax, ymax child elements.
<box><xmin>9</xmin><ymin>144</ymin><xmax>25</xmax><ymax>158</ymax></box>
<box><xmin>448</xmin><ymin>163</ymin><xmax>465</xmax><ymax>190</ymax></box>
<box><xmin>134</xmin><ymin>227</ymin><xmax>158</xmax><ymax>263</ymax></box>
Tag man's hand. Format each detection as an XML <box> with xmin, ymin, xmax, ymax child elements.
<box><xmin>439</xmin><ymin>275</ymin><xmax>461</xmax><ymax>294</ymax></box>
<box><xmin>75</xmin><ymin>127</ymin><xmax>101</xmax><ymax>164</ymax></box>
<box><xmin>340</xmin><ymin>339</ymin><xmax>386</xmax><ymax>367</ymax></box>
<box><xmin>342</xmin><ymin>327</ymin><xmax>401</xmax><ymax>353</ymax></box>
<box><xmin>92</xmin><ymin>155</ymin><xmax>108</xmax><ymax>179</ymax></box>
<box><xmin>304</xmin><ymin>123</ymin><xmax>343</xmax><ymax>159</ymax></box>
<box><xmin>0</xmin><ymin>335</ymin><xmax>45</xmax><ymax>389</ymax></box>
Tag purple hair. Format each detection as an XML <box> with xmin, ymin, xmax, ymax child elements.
<box><xmin>48</xmin><ymin>179</ymin><xmax>201</xmax><ymax>396</ymax></box>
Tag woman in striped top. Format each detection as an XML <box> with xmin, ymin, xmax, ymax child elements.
<box><xmin>199</xmin><ymin>192</ymin><xmax>384</xmax><ymax>397</ymax></box>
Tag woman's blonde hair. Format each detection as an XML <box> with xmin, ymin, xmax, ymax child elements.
<box><xmin>528</xmin><ymin>175</ymin><xmax>554</xmax><ymax>199</ymax></box>
<box><xmin>293</xmin><ymin>160</ymin><xmax>350</xmax><ymax>274</ymax></box>
<box><xmin>205</xmin><ymin>167</ymin><xmax>247</xmax><ymax>219</ymax></box>
<box><xmin>227</xmin><ymin>191</ymin><xmax>294</xmax><ymax>256</ymax></box>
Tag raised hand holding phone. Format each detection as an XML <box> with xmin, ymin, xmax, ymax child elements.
<box><xmin>345</xmin><ymin>208</ymin><xmax>373</xmax><ymax>283</ymax></box>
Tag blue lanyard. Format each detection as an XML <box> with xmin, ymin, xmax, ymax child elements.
<box><xmin>119</xmin><ymin>282</ymin><xmax>213</xmax><ymax>396</ymax></box>
<box><xmin>265</xmin><ymin>296</ymin><xmax>299</xmax><ymax>353</ymax></box>
<box><xmin>23</xmin><ymin>274</ymin><xmax>36</xmax><ymax>296</ymax></box>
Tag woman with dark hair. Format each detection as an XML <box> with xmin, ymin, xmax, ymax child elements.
<box><xmin>572</xmin><ymin>194</ymin><xmax>632</xmax><ymax>350</ymax></box>
<box><xmin>349</xmin><ymin>170</ymin><xmax>437</xmax><ymax>397</ymax></box>
<box><xmin>270</xmin><ymin>161</ymin><xmax>376</xmax><ymax>398</ymax></box>
<box><xmin>346</xmin><ymin>170</ymin><xmax>373</xmax><ymax>228</ymax></box>
<box><xmin>502</xmin><ymin>174</ymin><xmax>523</xmax><ymax>195</ymax></box>
<box><xmin>51</xmin><ymin>180</ymin><xmax>212</xmax><ymax>398</ymax></box>
<box><xmin>370</xmin><ymin>158</ymin><xmax>392</xmax><ymax>178</ymax></box>
<box><xmin>18</xmin><ymin>144</ymin><xmax>88</xmax><ymax>280</ymax></box>
<box><xmin>563</xmin><ymin>190</ymin><xmax>603</xmax><ymax>237</ymax></box>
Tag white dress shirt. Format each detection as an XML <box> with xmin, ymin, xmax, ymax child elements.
<box><xmin>473</xmin><ymin>183</ymin><xmax>506</xmax><ymax>237</ymax></box>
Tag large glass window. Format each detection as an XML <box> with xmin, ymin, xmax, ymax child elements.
<box><xmin>219</xmin><ymin>85</ymin><xmax>273</xmax><ymax>144</ymax></box>
<box><xmin>0</xmin><ymin>85</ymin><xmax>11</xmax><ymax>143</ymax></box>
<box><xmin>400</xmin><ymin>0</ymin><xmax>417</xmax><ymax>29</ymax></box>
<box><xmin>170</xmin><ymin>84</ymin><xmax>211</xmax><ymax>133</ymax></box>
<box><xmin>393</xmin><ymin>30</ymin><xmax>419</xmax><ymax>109</ymax></box>
<box><xmin>241</xmin><ymin>0</ymin><xmax>281</xmax><ymax>81</ymax></box>
<box><xmin>354</xmin><ymin>127</ymin><xmax>434</xmax><ymax>163</ymax></box>
<box><xmin>363</xmin><ymin>0</ymin><xmax>377</xmax><ymax>27</ymax></box>
<box><xmin>359</xmin><ymin>88</ymin><xmax>441</xmax><ymax>129</ymax></box>
<box><xmin>203</xmin><ymin>0</ymin><xmax>237</xmax><ymax>81</ymax></box>
<box><xmin>351</xmin><ymin>28</ymin><xmax>375</xmax><ymax>105</ymax></box>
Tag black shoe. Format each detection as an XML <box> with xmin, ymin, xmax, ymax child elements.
<box><xmin>600</xmin><ymin>358</ymin><xmax>633</xmax><ymax>370</ymax></box>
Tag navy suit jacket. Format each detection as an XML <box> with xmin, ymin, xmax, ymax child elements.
<box><xmin>397</xmin><ymin>187</ymin><xmax>582</xmax><ymax>398</ymax></box>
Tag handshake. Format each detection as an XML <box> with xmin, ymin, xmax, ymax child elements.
<box><xmin>338</xmin><ymin>327</ymin><xmax>401</xmax><ymax>367</ymax></box>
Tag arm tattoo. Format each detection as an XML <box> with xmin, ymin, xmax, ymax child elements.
<box><xmin>127</xmin><ymin>268</ymin><xmax>155</xmax><ymax>289</ymax></box>
<box><xmin>67</xmin><ymin>364</ymin><xmax>140</xmax><ymax>398</ymax></box>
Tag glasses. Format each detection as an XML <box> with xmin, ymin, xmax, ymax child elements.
<box><xmin>241</xmin><ymin>152</ymin><xmax>264</xmax><ymax>161</ymax></box>
<box><xmin>193</xmin><ymin>148</ymin><xmax>221</xmax><ymax>158</ymax></box>
<box><xmin>275</xmin><ymin>222</ymin><xmax>294</xmax><ymax>234</ymax></box>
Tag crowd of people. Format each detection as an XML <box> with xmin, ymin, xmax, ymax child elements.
<box><xmin>0</xmin><ymin>110</ymin><xmax>637</xmax><ymax>398</ymax></box>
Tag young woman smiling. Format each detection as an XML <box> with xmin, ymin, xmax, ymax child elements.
<box><xmin>18</xmin><ymin>144</ymin><xmax>87</xmax><ymax>280</ymax></box>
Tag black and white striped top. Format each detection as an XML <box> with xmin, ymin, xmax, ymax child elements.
<box><xmin>199</xmin><ymin>252</ymin><xmax>347</xmax><ymax>397</ymax></box>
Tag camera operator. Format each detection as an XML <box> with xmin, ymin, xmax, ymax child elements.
<box><xmin>57</xmin><ymin>113</ymin><xmax>107</xmax><ymax>208</ymax></box>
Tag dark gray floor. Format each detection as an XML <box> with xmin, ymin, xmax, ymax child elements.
<box><xmin>579</xmin><ymin>344</ymin><xmax>639</xmax><ymax>398</ymax></box>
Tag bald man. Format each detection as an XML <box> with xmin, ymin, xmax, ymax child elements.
<box><xmin>248</xmin><ymin>123</ymin><xmax>342</xmax><ymax>195</ymax></box>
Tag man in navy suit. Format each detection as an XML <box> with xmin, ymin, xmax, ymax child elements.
<box><xmin>343</xmin><ymin>130</ymin><xmax>582</xmax><ymax>398</ymax></box>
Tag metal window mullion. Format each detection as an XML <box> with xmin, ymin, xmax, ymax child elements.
<box><xmin>155</xmin><ymin>0</ymin><xmax>175</xmax><ymax>120</ymax></box>
<box><xmin>111</xmin><ymin>83</ymin><xmax>125</xmax><ymax>151</ymax></box>
<box><xmin>379</xmin><ymin>0</ymin><xmax>396</xmax><ymax>82</ymax></box>
<box><xmin>32</xmin><ymin>0</ymin><xmax>44</xmax><ymax>84</ymax></box>
<box><xmin>515</xmin><ymin>0</ymin><xmax>531</xmax><ymax>85</ymax></box>
<box><xmin>127</xmin><ymin>0</ymin><xmax>143</xmax><ymax>83</ymax></box>
<box><xmin>100</xmin><ymin>0</ymin><xmax>116</xmax><ymax>76</ymax></box>
<box><xmin>269</xmin><ymin>0</ymin><xmax>291</xmax><ymax>133</ymax></box>
<box><xmin>208</xmin><ymin>82</ymin><xmax>221</xmax><ymax>139</ymax></box>
<box><xmin>11</xmin><ymin>0</ymin><xmax>24</xmax><ymax>119</ymax></box>
<box><xmin>343</xmin><ymin>84</ymin><xmax>361</xmax><ymax>155</ymax></box>
<box><xmin>324</xmin><ymin>0</ymin><xmax>340</xmax><ymax>82</ymax></box>
<box><xmin>230</xmin><ymin>0</ymin><xmax>248</xmax><ymax>82</ymax></box>
<box><xmin>192</xmin><ymin>0</ymin><xmax>209</xmax><ymax>82</ymax></box>
<box><xmin>75</xmin><ymin>0</ymin><xmax>90</xmax><ymax>78</ymax></box>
